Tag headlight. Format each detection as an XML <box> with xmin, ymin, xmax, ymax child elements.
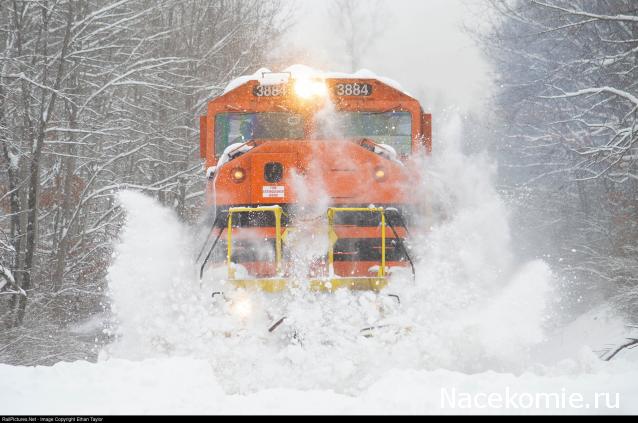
<box><xmin>294</xmin><ymin>78</ymin><xmax>328</xmax><ymax>99</ymax></box>
<box><xmin>230</xmin><ymin>297</ymin><xmax>253</xmax><ymax>319</ymax></box>
<box><xmin>231</xmin><ymin>167</ymin><xmax>246</xmax><ymax>183</ymax></box>
<box><xmin>373</xmin><ymin>167</ymin><xmax>387</xmax><ymax>182</ymax></box>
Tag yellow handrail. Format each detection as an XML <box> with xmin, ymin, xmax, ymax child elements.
<box><xmin>227</xmin><ymin>210</ymin><xmax>234</xmax><ymax>279</ymax></box>
<box><xmin>227</xmin><ymin>206</ymin><xmax>387</xmax><ymax>282</ymax></box>
<box><xmin>327</xmin><ymin>207</ymin><xmax>386</xmax><ymax>277</ymax></box>
<box><xmin>226</xmin><ymin>206</ymin><xmax>283</xmax><ymax>279</ymax></box>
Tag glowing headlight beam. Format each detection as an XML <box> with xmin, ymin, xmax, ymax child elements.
<box><xmin>294</xmin><ymin>78</ymin><xmax>328</xmax><ymax>99</ymax></box>
<box><xmin>230</xmin><ymin>297</ymin><xmax>253</xmax><ymax>319</ymax></box>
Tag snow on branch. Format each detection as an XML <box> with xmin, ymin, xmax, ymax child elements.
<box><xmin>532</xmin><ymin>1</ymin><xmax>638</xmax><ymax>24</ymax></box>
<box><xmin>0</xmin><ymin>264</ymin><xmax>26</xmax><ymax>297</ymax></box>
<box><xmin>0</xmin><ymin>73</ymin><xmax>77</xmax><ymax>105</ymax></box>
<box><xmin>602</xmin><ymin>338</ymin><xmax>638</xmax><ymax>361</ymax></box>
<box><xmin>540</xmin><ymin>87</ymin><xmax>638</xmax><ymax>107</ymax></box>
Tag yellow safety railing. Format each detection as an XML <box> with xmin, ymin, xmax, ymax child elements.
<box><xmin>227</xmin><ymin>206</ymin><xmax>283</xmax><ymax>279</ymax></box>
<box><xmin>327</xmin><ymin>207</ymin><xmax>386</xmax><ymax>277</ymax></box>
<box><xmin>225</xmin><ymin>206</ymin><xmax>389</xmax><ymax>291</ymax></box>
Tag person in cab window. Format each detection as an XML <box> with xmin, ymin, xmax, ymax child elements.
<box><xmin>233</xmin><ymin>120</ymin><xmax>254</xmax><ymax>144</ymax></box>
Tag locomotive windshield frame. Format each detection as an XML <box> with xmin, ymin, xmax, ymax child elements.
<box><xmin>200</xmin><ymin>77</ymin><xmax>431</xmax><ymax>163</ymax></box>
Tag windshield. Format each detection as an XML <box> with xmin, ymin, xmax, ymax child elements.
<box><xmin>314</xmin><ymin>111</ymin><xmax>412</xmax><ymax>155</ymax></box>
<box><xmin>215</xmin><ymin>112</ymin><xmax>304</xmax><ymax>155</ymax></box>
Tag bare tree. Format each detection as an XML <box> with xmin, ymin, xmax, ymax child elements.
<box><xmin>328</xmin><ymin>0</ymin><xmax>388</xmax><ymax>71</ymax></box>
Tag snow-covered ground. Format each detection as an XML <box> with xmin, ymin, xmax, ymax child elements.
<box><xmin>2</xmin><ymin>116</ymin><xmax>637</xmax><ymax>415</ymax></box>
<box><xmin>3</xmin><ymin>355</ymin><xmax>637</xmax><ymax>414</ymax></box>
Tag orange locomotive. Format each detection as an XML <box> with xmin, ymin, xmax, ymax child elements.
<box><xmin>197</xmin><ymin>70</ymin><xmax>431</xmax><ymax>292</ymax></box>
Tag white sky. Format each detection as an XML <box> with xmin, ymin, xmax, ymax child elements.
<box><xmin>280</xmin><ymin>0</ymin><xmax>492</xmax><ymax>113</ymax></box>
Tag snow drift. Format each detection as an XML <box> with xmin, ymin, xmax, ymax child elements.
<box><xmin>2</xmin><ymin>356</ymin><xmax>637</xmax><ymax>414</ymax></box>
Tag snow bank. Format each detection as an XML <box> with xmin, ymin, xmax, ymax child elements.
<box><xmin>105</xmin><ymin>191</ymin><xmax>229</xmax><ymax>360</ymax></box>
<box><xmin>1</xmin><ymin>357</ymin><xmax>636</xmax><ymax>414</ymax></box>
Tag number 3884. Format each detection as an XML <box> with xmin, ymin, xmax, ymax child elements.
<box><xmin>335</xmin><ymin>83</ymin><xmax>372</xmax><ymax>97</ymax></box>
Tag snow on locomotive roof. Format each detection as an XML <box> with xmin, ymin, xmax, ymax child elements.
<box><xmin>222</xmin><ymin>64</ymin><xmax>407</xmax><ymax>95</ymax></box>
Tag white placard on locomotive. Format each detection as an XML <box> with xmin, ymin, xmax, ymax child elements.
<box><xmin>263</xmin><ymin>185</ymin><xmax>285</xmax><ymax>198</ymax></box>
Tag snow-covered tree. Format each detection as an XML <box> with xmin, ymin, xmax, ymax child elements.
<box><xmin>478</xmin><ymin>0</ymin><xmax>638</xmax><ymax>319</ymax></box>
<box><xmin>0</xmin><ymin>0</ymin><xmax>287</xmax><ymax>364</ymax></box>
